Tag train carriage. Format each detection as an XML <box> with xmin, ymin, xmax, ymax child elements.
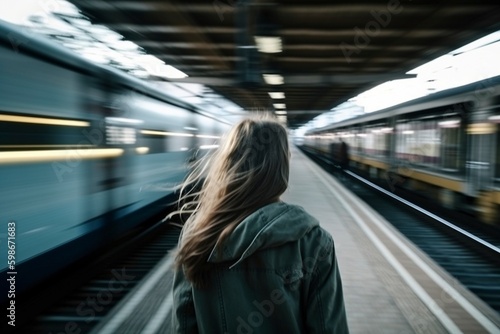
<box><xmin>302</xmin><ymin>75</ymin><xmax>500</xmax><ymax>224</ymax></box>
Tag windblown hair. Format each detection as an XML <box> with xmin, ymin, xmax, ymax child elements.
<box><xmin>171</xmin><ymin>117</ymin><xmax>290</xmax><ymax>288</ymax></box>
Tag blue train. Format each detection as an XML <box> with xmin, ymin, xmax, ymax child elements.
<box><xmin>0</xmin><ymin>19</ymin><xmax>231</xmax><ymax>303</ymax></box>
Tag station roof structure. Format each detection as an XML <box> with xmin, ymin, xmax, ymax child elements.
<box><xmin>68</xmin><ymin>0</ymin><xmax>500</xmax><ymax>128</ymax></box>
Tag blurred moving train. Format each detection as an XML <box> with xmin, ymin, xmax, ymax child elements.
<box><xmin>0</xmin><ymin>20</ymin><xmax>230</xmax><ymax>302</ymax></box>
<box><xmin>301</xmin><ymin>75</ymin><xmax>500</xmax><ymax>225</ymax></box>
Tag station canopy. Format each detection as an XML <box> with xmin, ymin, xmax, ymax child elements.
<box><xmin>66</xmin><ymin>0</ymin><xmax>500</xmax><ymax>128</ymax></box>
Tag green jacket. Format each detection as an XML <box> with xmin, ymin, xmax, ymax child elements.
<box><xmin>172</xmin><ymin>202</ymin><xmax>349</xmax><ymax>334</ymax></box>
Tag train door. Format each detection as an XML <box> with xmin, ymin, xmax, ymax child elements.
<box><xmin>387</xmin><ymin>118</ymin><xmax>397</xmax><ymax>165</ymax></box>
<box><xmin>86</xmin><ymin>81</ymin><xmax>138</xmax><ymax>240</ymax></box>
<box><xmin>464</xmin><ymin>122</ymin><xmax>495</xmax><ymax>196</ymax></box>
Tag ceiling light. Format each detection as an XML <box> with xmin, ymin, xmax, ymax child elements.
<box><xmin>273</xmin><ymin>103</ymin><xmax>286</xmax><ymax>109</ymax></box>
<box><xmin>268</xmin><ymin>92</ymin><xmax>285</xmax><ymax>99</ymax></box>
<box><xmin>438</xmin><ymin>119</ymin><xmax>461</xmax><ymax>127</ymax></box>
<box><xmin>263</xmin><ymin>74</ymin><xmax>284</xmax><ymax>85</ymax></box>
<box><xmin>254</xmin><ymin>36</ymin><xmax>282</xmax><ymax>53</ymax></box>
<box><xmin>275</xmin><ymin>110</ymin><xmax>287</xmax><ymax>115</ymax></box>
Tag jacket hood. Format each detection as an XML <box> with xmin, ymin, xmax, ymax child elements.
<box><xmin>207</xmin><ymin>202</ymin><xmax>319</xmax><ymax>268</ymax></box>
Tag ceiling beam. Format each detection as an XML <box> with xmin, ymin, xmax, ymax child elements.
<box><xmin>132</xmin><ymin>41</ymin><xmax>428</xmax><ymax>52</ymax></box>
<box><xmin>167</xmin><ymin>73</ymin><xmax>416</xmax><ymax>86</ymax></box>
<box><xmin>75</xmin><ymin>1</ymin><xmax>498</xmax><ymax>14</ymax></box>
<box><xmin>283</xmin><ymin>110</ymin><xmax>333</xmax><ymax>115</ymax></box>
<box><xmin>81</xmin><ymin>22</ymin><xmax>473</xmax><ymax>39</ymax></box>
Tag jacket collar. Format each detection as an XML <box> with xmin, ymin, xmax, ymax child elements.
<box><xmin>207</xmin><ymin>202</ymin><xmax>319</xmax><ymax>268</ymax></box>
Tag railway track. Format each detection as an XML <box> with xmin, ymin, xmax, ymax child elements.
<box><xmin>13</xmin><ymin>218</ymin><xmax>182</xmax><ymax>334</ymax></box>
<box><xmin>302</xmin><ymin>148</ymin><xmax>500</xmax><ymax>314</ymax></box>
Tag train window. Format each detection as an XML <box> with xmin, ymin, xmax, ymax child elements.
<box><xmin>397</xmin><ymin>120</ymin><xmax>439</xmax><ymax>167</ymax></box>
<box><xmin>396</xmin><ymin>118</ymin><xmax>461</xmax><ymax>172</ymax></box>
<box><xmin>395</xmin><ymin>122</ymin><xmax>415</xmax><ymax>162</ymax></box>
<box><xmin>364</xmin><ymin>130</ymin><xmax>375</xmax><ymax>156</ymax></box>
<box><xmin>374</xmin><ymin>130</ymin><xmax>384</xmax><ymax>157</ymax></box>
<box><xmin>365</xmin><ymin>126</ymin><xmax>390</xmax><ymax>158</ymax></box>
<box><xmin>0</xmin><ymin>115</ymin><xmax>90</xmax><ymax>149</ymax></box>
<box><xmin>417</xmin><ymin>120</ymin><xmax>439</xmax><ymax>167</ymax></box>
<box><xmin>344</xmin><ymin>131</ymin><xmax>357</xmax><ymax>154</ymax></box>
<box><xmin>354</xmin><ymin>129</ymin><xmax>364</xmax><ymax>154</ymax></box>
<box><xmin>138</xmin><ymin>129</ymin><xmax>200</xmax><ymax>154</ymax></box>
<box><xmin>139</xmin><ymin>130</ymin><xmax>168</xmax><ymax>154</ymax></box>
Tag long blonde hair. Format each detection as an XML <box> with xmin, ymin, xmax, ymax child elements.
<box><xmin>172</xmin><ymin>117</ymin><xmax>290</xmax><ymax>287</ymax></box>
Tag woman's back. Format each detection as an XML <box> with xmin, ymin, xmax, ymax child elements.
<box><xmin>172</xmin><ymin>202</ymin><xmax>348</xmax><ymax>333</ymax></box>
<box><xmin>170</xmin><ymin>118</ymin><xmax>349</xmax><ymax>333</ymax></box>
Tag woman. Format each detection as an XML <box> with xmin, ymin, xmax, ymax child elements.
<box><xmin>171</xmin><ymin>118</ymin><xmax>349</xmax><ymax>333</ymax></box>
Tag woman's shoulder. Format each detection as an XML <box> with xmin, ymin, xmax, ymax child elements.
<box><xmin>277</xmin><ymin>202</ymin><xmax>335</xmax><ymax>243</ymax></box>
<box><xmin>302</xmin><ymin>223</ymin><xmax>334</xmax><ymax>248</ymax></box>
<box><xmin>274</xmin><ymin>201</ymin><xmax>317</xmax><ymax>220</ymax></box>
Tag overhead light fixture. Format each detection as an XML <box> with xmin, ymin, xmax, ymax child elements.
<box><xmin>268</xmin><ymin>92</ymin><xmax>285</xmax><ymax>99</ymax></box>
<box><xmin>438</xmin><ymin>119</ymin><xmax>461</xmax><ymax>127</ymax></box>
<box><xmin>254</xmin><ymin>36</ymin><xmax>282</xmax><ymax>53</ymax></box>
<box><xmin>275</xmin><ymin>110</ymin><xmax>287</xmax><ymax>115</ymax></box>
<box><xmin>273</xmin><ymin>103</ymin><xmax>286</xmax><ymax>109</ymax></box>
<box><xmin>263</xmin><ymin>74</ymin><xmax>284</xmax><ymax>85</ymax></box>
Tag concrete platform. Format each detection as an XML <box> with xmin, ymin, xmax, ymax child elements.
<box><xmin>90</xmin><ymin>145</ymin><xmax>500</xmax><ymax>334</ymax></box>
<box><xmin>283</xmin><ymin>145</ymin><xmax>500</xmax><ymax>334</ymax></box>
